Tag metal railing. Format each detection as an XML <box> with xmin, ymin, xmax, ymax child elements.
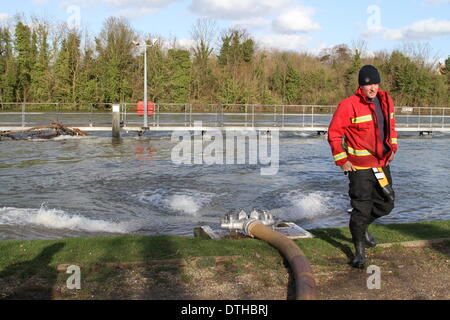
<box><xmin>120</xmin><ymin>103</ymin><xmax>338</xmax><ymax>129</ymax></box>
<box><xmin>1</xmin><ymin>102</ymin><xmax>450</xmax><ymax>130</ymax></box>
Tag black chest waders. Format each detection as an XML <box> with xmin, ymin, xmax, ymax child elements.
<box><xmin>347</xmin><ymin>166</ymin><xmax>395</xmax><ymax>268</ymax></box>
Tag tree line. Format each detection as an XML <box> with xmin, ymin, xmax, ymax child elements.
<box><xmin>0</xmin><ymin>16</ymin><xmax>448</xmax><ymax>109</ymax></box>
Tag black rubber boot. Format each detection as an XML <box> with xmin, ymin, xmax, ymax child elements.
<box><xmin>365</xmin><ymin>230</ymin><xmax>377</xmax><ymax>248</ymax></box>
<box><xmin>350</xmin><ymin>241</ymin><xmax>366</xmax><ymax>269</ymax></box>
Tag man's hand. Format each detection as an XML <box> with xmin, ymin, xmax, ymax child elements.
<box><xmin>389</xmin><ymin>152</ymin><xmax>395</xmax><ymax>163</ymax></box>
<box><xmin>341</xmin><ymin>161</ymin><xmax>357</xmax><ymax>173</ymax></box>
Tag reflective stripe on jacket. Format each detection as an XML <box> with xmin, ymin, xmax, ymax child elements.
<box><xmin>328</xmin><ymin>88</ymin><xmax>398</xmax><ymax>168</ymax></box>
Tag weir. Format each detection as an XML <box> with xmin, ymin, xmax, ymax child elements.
<box><xmin>1</xmin><ymin>103</ymin><xmax>450</xmax><ymax>134</ymax></box>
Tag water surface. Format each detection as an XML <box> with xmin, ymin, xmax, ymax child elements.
<box><xmin>1</xmin><ymin>130</ymin><xmax>449</xmax><ymax>240</ymax></box>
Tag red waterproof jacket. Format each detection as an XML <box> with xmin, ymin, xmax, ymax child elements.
<box><xmin>328</xmin><ymin>88</ymin><xmax>398</xmax><ymax>168</ymax></box>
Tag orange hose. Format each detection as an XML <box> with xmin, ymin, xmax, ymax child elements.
<box><xmin>247</xmin><ymin>221</ymin><xmax>317</xmax><ymax>300</ymax></box>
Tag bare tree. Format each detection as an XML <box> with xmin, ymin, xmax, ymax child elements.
<box><xmin>400</xmin><ymin>42</ymin><xmax>440</xmax><ymax>69</ymax></box>
<box><xmin>351</xmin><ymin>39</ymin><xmax>369</xmax><ymax>58</ymax></box>
<box><xmin>190</xmin><ymin>18</ymin><xmax>217</xmax><ymax>63</ymax></box>
<box><xmin>190</xmin><ymin>18</ymin><xmax>217</xmax><ymax>101</ymax></box>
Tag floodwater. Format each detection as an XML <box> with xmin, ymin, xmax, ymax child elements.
<box><xmin>0</xmin><ymin>128</ymin><xmax>449</xmax><ymax>240</ymax></box>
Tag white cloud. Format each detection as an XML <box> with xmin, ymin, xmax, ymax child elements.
<box><xmin>424</xmin><ymin>0</ymin><xmax>450</xmax><ymax>5</ymax></box>
<box><xmin>61</xmin><ymin>0</ymin><xmax>178</xmax><ymax>13</ymax></box>
<box><xmin>115</xmin><ymin>6</ymin><xmax>159</xmax><ymax>19</ymax></box>
<box><xmin>232</xmin><ymin>17</ymin><xmax>271</xmax><ymax>30</ymax></box>
<box><xmin>384</xmin><ymin>18</ymin><xmax>450</xmax><ymax>41</ymax></box>
<box><xmin>189</xmin><ymin>0</ymin><xmax>320</xmax><ymax>41</ymax></box>
<box><xmin>362</xmin><ymin>26</ymin><xmax>385</xmax><ymax>39</ymax></box>
<box><xmin>33</xmin><ymin>0</ymin><xmax>53</xmax><ymax>4</ymax></box>
<box><xmin>362</xmin><ymin>18</ymin><xmax>450</xmax><ymax>41</ymax></box>
<box><xmin>189</xmin><ymin>0</ymin><xmax>293</xmax><ymax>20</ymax></box>
<box><xmin>101</xmin><ymin>0</ymin><xmax>177</xmax><ymax>7</ymax></box>
<box><xmin>272</xmin><ymin>6</ymin><xmax>320</xmax><ymax>33</ymax></box>
<box><xmin>254</xmin><ymin>33</ymin><xmax>312</xmax><ymax>52</ymax></box>
<box><xmin>171</xmin><ymin>38</ymin><xmax>196</xmax><ymax>49</ymax></box>
<box><xmin>60</xmin><ymin>0</ymin><xmax>93</xmax><ymax>9</ymax></box>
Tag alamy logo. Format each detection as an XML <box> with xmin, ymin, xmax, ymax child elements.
<box><xmin>367</xmin><ymin>265</ymin><xmax>381</xmax><ymax>290</ymax></box>
<box><xmin>66</xmin><ymin>265</ymin><xmax>81</xmax><ymax>290</ymax></box>
<box><xmin>67</xmin><ymin>5</ymin><xmax>81</xmax><ymax>31</ymax></box>
<box><xmin>367</xmin><ymin>5</ymin><xmax>382</xmax><ymax>31</ymax></box>
<box><xmin>171</xmin><ymin>121</ymin><xmax>280</xmax><ymax>176</ymax></box>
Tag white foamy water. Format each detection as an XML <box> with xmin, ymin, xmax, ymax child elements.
<box><xmin>167</xmin><ymin>195</ymin><xmax>202</xmax><ymax>214</ymax></box>
<box><xmin>31</xmin><ymin>135</ymin><xmax>96</xmax><ymax>142</ymax></box>
<box><xmin>0</xmin><ymin>206</ymin><xmax>133</xmax><ymax>233</ymax></box>
<box><xmin>271</xmin><ymin>191</ymin><xmax>346</xmax><ymax>221</ymax></box>
<box><xmin>293</xmin><ymin>132</ymin><xmax>312</xmax><ymax>137</ymax></box>
<box><xmin>52</xmin><ymin>135</ymin><xmax>95</xmax><ymax>141</ymax></box>
<box><xmin>136</xmin><ymin>189</ymin><xmax>216</xmax><ymax>216</ymax></box>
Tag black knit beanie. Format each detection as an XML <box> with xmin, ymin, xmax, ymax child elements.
<box><xmin>358</xmin><ymin>65</ymin><xmax>381</xmax><ymax>86</ymax></box>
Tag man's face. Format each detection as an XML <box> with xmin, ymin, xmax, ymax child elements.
<box><xmin>360</xmin><ymin>84</ymin><xmax>379</xmax><ymax>100</ymax></box>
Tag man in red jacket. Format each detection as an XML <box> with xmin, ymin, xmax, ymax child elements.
<box><xmin>328</xmin><ymin>65</ymin><xmax>398</xmax><ymax>269</ymax></box>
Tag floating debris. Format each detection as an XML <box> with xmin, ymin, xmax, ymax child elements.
<box><xmin>0</xmin><ymin>121</ymin><xmax>88</xmax><ymax>140</ymax></box>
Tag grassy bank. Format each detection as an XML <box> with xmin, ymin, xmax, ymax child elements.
<box><xmin>1</xmin><ymin>220</ymin><xmax>449</xmax><ymax>271</ymax></box>
<box><xmin>0</xmin><ymin>220</ymin><xmax>449</xmax><ymax>300</ymax></box>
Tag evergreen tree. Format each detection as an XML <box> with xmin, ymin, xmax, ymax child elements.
<box><xmin>95</xmin><ymin>17</ymin><xmax>136</xmax><ymax>103</ymax></box>
<box><xmin>446</xmin><ymin>56</ymin><xmax>450</xmax><ymax>94</ymax></box>
<box><xmin>145</xmin><ymin>40</ymin><xmax>170</xmax><ymax>102</ymax></box>
<box><xmin>387</xmin><ymin>51</ymin><xmax>422</xmax><ymax>106</ymax></box>
<box><xmin>284</xmin><ymin>64</ymin><xmax>301</xmax><ymax>104</ymax></box>
<box><xmin>269</xmin><ymin>63</ymin><xmax>287</xmax><ymax>102</ymax></box>
<box><xmin>0</xmin><ymin>27</ymin><xmax>17</xmax><ymax>104</ymax></box>
<box><xmin>216</xmin><ymin>29</ymin><xmax>256</xmax><ymax>104</ymax></box>
<box><xmin>53</xmin><ymin>32</ymin><xmax>82</xmax><ymax>103</ymax></box>
<box><xmin>53</xmin><ymin>38</ymin><xmax>71</xmax><ymax>102</ymax></box>
<box><xmin>166</xmin><ymin>49</ymin><xmax>192</xmax><ymax>103</ymax></box>
<box><xmin>218</xmin><ymin>29</ymin><xmax>254</xmax><ymax>67</ymax></box>
<box><xmin>77</xmin><ymin>47</ymin><xmax>100</xmax><ymax>104</ymax></box>
<box><xmin>3</xmin><ymin>56</ymin><xmax>18</xmax><ymax>104</ymax></box>
<box><xmin>0</xmin><ymin>29</ymin><xmax>6</xmax><ymax>77</ymax></box>
<box><xmin>242</xmin><ymin>38</ymin><xmax>255</xmax><ymax>63</ymax></box>
<box><xmin>217</xmin><ymin>35</ymin><xmax>231</xmax><ymax>67</ymax></box>
<box><xmin>14</xmin><ymin>22</ymin><xmax>33</xmax><ymax>102</ymax></box>
<box><xmin>30</xmin><ymin>24</ymin><xmax>50</xmax><ymax>102</ymax></box>
<box><xmin>345</xmin><ymin>49</ymin><xmax>362</xmax><ymax>96</ymax></box>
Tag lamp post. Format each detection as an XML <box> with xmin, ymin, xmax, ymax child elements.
<box><xmin>133</xmin><ymin>40</ymin><xmax>151</xmax><ymax>129</ymax></box>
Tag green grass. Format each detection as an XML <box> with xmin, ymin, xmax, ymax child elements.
<box><xmin>1</xmin><ymin>220</ymin><xmax>449</xmax><ymax>299</ymax></box>
<box><xmin>0</xmin><ymin>220</ymin><xmax>449</xmax><ymax>274</ymax></box>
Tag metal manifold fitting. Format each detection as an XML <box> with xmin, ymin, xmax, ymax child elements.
<box><xmin>220</xmin><ymin>209</ymin><xmax>275</xmax><ymax>234</ymax></box>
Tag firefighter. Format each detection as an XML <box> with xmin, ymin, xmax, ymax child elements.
<box><xmin>328</xmin><ymin>65</ymin><xmax>398</xmax><ymax>269</ymax></box>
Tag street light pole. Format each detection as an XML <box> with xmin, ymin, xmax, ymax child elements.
<box><xmin>134</xmin><ymin>40</ymin><xmax>150</xmax><ymax>129</ymax></box>
<box><xmin>143</xmin><ymin>43</ymin><xmax>148</xmax><ymax>129</ymax></box>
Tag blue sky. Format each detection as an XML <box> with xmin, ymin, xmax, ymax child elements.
<box><xmin>1</xmin><ymin>0</ymin><xmax>449</xmax><ymax>62</ymax></box>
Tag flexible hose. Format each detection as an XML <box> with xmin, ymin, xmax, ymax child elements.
<box><xmin>246</xmin><ymin>220</ymin><xmax>317</xmax><ymax>300</ymax></box>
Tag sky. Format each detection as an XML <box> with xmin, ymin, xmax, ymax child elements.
<box><xmin>1</xmin><ymin>0</ymin><xmax>449</xmax><ymax>62</ymax></box>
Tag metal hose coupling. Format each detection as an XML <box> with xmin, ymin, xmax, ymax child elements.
<box><xmin>220</xmin><ymin>209</ymin><xmax>275</xmax><ymax>232</ymax></box>
<box><xmin>243</xmin><ymin>219</ymin><xmax>260</xmax><ymax>236</ymax></box>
